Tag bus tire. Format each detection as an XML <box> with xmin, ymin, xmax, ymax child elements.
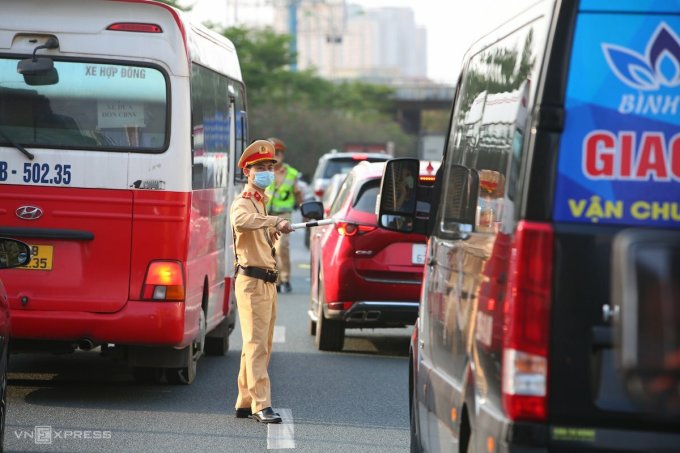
<box><xmin>167</xmin><ymin>310</ymin><xmax>205</xmax><ymax>385</ymax></box>
<box><xmin>166</xmin><ymin>346</ymin><xmax>197</xmax><ymax>385</ymax></box>
<box><xmin>205</xmin><ymin>318</ymin><xmax>230</xmax><ymax>356</ymax></box>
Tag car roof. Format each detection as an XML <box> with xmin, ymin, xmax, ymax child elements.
<box><xmin>320</xmin><ymin>152</ymin><xmax>391</xmax><ymax>161</ymax></box>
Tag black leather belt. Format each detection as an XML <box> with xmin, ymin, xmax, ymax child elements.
<box><xmin>237</xmin><ymin>266</ymin><xmax>278</xmax><ymax>284</ymax></box>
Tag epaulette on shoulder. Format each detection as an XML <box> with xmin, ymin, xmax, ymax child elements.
<box><xmin>241</xmin><ymin>191</ymin><xmax>252</xmax><ymax>199</ymax></box>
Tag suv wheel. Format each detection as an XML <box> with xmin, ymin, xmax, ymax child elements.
<box><xmin>315</xmin><ymin>279</ymin><xmax>344</xmax><ymax>351</ymax></box>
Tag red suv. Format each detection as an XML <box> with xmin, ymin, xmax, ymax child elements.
<box><xmin>308</xmin><ymin>161</ymin><xmax>439</xmax><ymax>351</ymax></box>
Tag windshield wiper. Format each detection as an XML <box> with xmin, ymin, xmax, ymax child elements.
<box><xmin>0</xmin><ymin>127</ymin><xmax>34</xmax><ymax>160</ymax></box>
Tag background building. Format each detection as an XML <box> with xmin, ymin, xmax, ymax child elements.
<box><xmin>273</xmin><ymin>1</ymin><xmax>427</xmax><ymax>81</ymax></box>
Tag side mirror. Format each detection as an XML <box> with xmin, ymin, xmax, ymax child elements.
<box><xmin>612</xmin><ymin>229</ymin><xmax>680</xmax><ymax>415</ymax></box>
<box><xmin>0</xmin><ymin>237</ymin><xmax>32</xmax><ymax>268</ymax></box>
<box><xmin>378</xmin><ymin>158</ymin><xmax>420</xmax><ymax>233</ymax></box>
<box><xmin>300</xmin><ymin>200</ymin><xmax>324</xmax><ymax>220</ymax></box>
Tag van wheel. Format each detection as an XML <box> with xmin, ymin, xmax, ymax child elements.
<box><xmin>166</xmin><ymin>348</ymin><xmax>196</xmax><ymax>385</ymax></box>
<box><xmin>308</xmin><ymin>317</ymin><xmax>317</xmax><ymax>336</ymax></box>
<box><xmin>132</xmin><ymin>367</ymin><xmax>164</xmax><ymax>384</ymax></box>
<box><xmin>410</xmin><ymin>386</ymin><xmax>423</xmax><ymax>453</ymax></box>
<box><xmin>167</xmin><ymin>310</ymin><xmax>205</xmax><ymax>385</ymax></box>
<box><xmin>205</xmin><ymin>318</ymin><xmax>230</xmax><ymax>356</ymax></box>
<box><xmin>315</xmin><ymin>281</ymin><xmax>344</xmax><ymax>351</ymax></box>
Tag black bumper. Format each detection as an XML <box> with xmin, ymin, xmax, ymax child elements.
<box><xmin>325</xmin><ymin>301</ymin><xmax>419</xmax><ymax>328</ymax></box>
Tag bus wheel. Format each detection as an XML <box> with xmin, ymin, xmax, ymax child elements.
<box><xmin>132</xmin><ymin>367</ymin><xmax>164</xmax><ymax>384</ymax></box>
<box><xmin>205</xmin><ymin>318</ymin><xmax>230</xmax><ymax>356</ymax></box>
<box><xmin>167</xmin><ymin>310</ymin><xmax>205</xmax><ymax>385</ymax></box>
<box><xmin>166</xmin><ymin>348</ymin><xmax>196</xmax><ymax>385</ymax></box>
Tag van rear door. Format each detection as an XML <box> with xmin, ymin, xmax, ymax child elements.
<box><xmin>550</xmin><ymin>0</ymin><xmax>680</xmax><ymax>443</ymax></box>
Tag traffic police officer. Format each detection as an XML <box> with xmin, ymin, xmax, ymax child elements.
<box><xmin>231</xmin><ymin>139</ymin><xmax>293</xmax><ymax>424</ymax></box>
<box><xmin>265</xmin><ymin>137</ymin><xmax>302</xmax><ymax>293</ymax></box>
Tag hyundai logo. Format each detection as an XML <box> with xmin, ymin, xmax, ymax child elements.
<box><xmin>16</xmin><ymin>206</ymin><xmax>43</xmax><ymax>220</ymax></box>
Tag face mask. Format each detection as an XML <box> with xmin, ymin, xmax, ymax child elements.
<box><xmin>252</xmin><ymin>170</ymin><xmax>275</xmax><ymax>189</ymax></box>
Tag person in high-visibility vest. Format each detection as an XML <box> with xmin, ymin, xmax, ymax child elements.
<box><xmin>266</xmin><ymin>137</ymin><xmax>303</xmax><ymax>294</ymax></box>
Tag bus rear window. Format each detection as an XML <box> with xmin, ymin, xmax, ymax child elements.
<box><xmin>0</xmin><ymin>59</ymin><xmax>167</xmax><ymax>151</ymax></box>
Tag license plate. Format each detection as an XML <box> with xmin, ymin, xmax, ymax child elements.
<box><xmin>20</xmin><ymin>244</ymin><xmax>53</xmax><ymax>271</ymax></box>
<box><xmin>412</xmin><ymin>244</ymin><xmax>426</xmax><ymax>265</ymax></box>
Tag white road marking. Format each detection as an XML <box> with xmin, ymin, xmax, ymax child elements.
<box><xmin>267</xmin><ymin>408</ymin><xmax>295</xmax><ymax>449</ymax></box>
<box><xmin>273</xmin><ymin>325</ymin><xmax>286</xmax><ymax>343</ymax></box>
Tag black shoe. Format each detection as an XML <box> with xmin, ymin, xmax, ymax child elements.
<box><xmin>235</xmin><ymin>407</ymin><xmax>252</xmax><ymax>419</ymax></box>
<box><xmin>280</xmin><ymin>282</ymin><xmax>292</xmax><ymax>293</ymax></box>
<box><xmin>249</xmin><ymin>407</ymin><xmax>282</xmax><ymax>424</ymax></box>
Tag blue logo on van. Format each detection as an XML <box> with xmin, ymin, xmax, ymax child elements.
<box><xmin>553</xmin><ymin>15</ymin><xmax>680</xmax><ymax>228</ymax></box>
<box><xmin>602</xmin><ymin>23</ymin><xmax>680</xmax><ymax>91</ymax></box>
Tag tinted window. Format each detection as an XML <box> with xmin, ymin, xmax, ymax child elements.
<box><xmin>353</xmin><ymin>180</ymin><xmax>380</xmax><ymax>213</ymax></box>
<box><xmin>0</xmin><ymin>59</ymin><xmax>167</xmax><ymax>151</ymax></box>
<box><xmin>190</xmin><ymin>64</ymin><xmax>246</xmax><ymax>189</ymax></box>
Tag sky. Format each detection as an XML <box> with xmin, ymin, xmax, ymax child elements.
<box><xmin>185</xmin><ymin>0</ymin><xmax>537</xmax><ymax>83</ymax></box>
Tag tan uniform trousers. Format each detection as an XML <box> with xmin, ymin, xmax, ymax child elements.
<box><xmin>235</xmin><ymin>274</ymin><xmax>278</xmax><ymax>412</ymax></box>
<box><xmin>274</xmin><ymin>212</ymin><xmax>292</xmax><ymax>283</ymax></box>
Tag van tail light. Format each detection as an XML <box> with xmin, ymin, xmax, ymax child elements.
<box><xmin>336</xmin><ymin>221</ymin><xmax>376</xmax><ymax>236</ymax></box>
<box><xmin>315</xmin><ymin>189</ymin><xmax>325</xmax><ymax>198</ymax></box>
<box><xmin>107</xmin><ymin>23</ymin><xmax>163</xmax><ymax>33</ymax></box>
<box><xmin>142</xmin><ymin>261</ymin><xmax>185</xmax><ymax>301</ymax></box>
<box><xmin>502</xmin><ymin>221</ymin><xmax>553</xmax><ymax>422</ymax></box>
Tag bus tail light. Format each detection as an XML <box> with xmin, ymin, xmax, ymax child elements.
<box><xmin>501</xmin><ymin>221</ymin><xmax>553</xmax><ymax>422</ymax></box>
<box><xmin>107</xmin><ymin>23</ymin><xmax>163</xmax><ymax>33</ymax></box>
<box><xmin>142</xmin><ymin>261</ymin><xmax>185</xmax><ymax>301</ymax></box>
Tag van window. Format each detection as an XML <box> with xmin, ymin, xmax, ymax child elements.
<box><xmin>0</xmin><ymin>59</ymin><xmax>167</xmax><ymax>151</ymax></box>
<box><xmin>191</xmin><ymin>63</ymin><xmax>243</xmax><ymax>189</ymax></box>
<box><xmin>438</xmin><ymin>20</ymin><xmax>543</xmax><ymax>236</ymax></box>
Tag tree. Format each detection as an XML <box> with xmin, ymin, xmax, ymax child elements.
<box><xmin>216</xmin><ymin>25</ymin><xmax>415</xmax><ymax>175</ymax></box>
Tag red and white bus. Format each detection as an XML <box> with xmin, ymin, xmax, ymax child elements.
<box><xmin>0</xmin><ymin>0</ymin><xmax>249</xmax><ymax>384</ymax></box>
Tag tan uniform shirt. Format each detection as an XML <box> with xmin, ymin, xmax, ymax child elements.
<box><xmin>231</xmin><ymin>185</ymin><xmax>281</xmax><ymax>270</ymax></box>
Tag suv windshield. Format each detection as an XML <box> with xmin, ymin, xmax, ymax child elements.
<box><xmin>0</xmin><ymin>59</ymin><xmax>167</xmax><ymax>151</ymax></box>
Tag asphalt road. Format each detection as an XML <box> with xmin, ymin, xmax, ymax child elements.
<box><xmin>5</xmin><ymin>217</ymin><xmax>413</xmax><ymax>452</ymax></box>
